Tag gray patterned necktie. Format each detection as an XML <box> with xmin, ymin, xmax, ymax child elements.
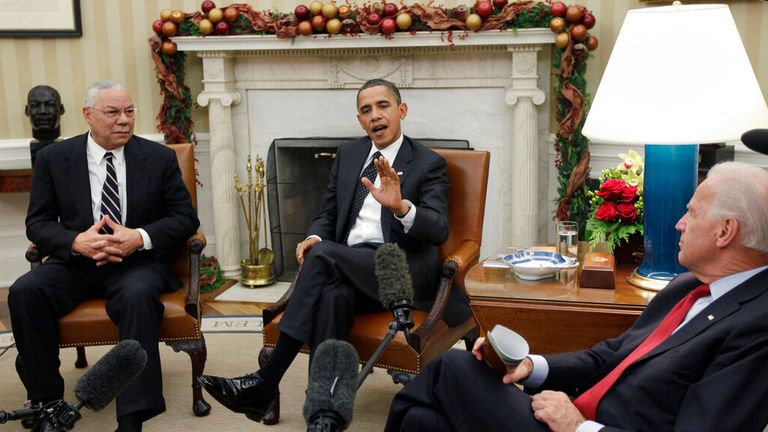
<box><xmin>100</xmin><ymin>152</ymin><xmax>121</xmax><ymax>231</ymax></box>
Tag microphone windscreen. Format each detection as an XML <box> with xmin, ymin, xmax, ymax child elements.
<box><xmin>741</xmin><ymin>129</ymin><xmax>768</xmax><ymax>156</ymax></box>
<box><xmin>374</xmin><ymin>243</ymin><xmax>413</xmax><ymax>309</ymax></box>
<box><xmin>303</xmin><ymin>340</ymin><xmax>359</xmax><ymax>429</ymax></box>
<box><xmin>73</xmin><ymin>339</ymin><xmax>147</xmax><ymax>411</ymax></box>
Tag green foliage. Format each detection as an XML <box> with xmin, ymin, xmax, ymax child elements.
<box><xmin>199</xmin><ymin>254</ymin><xmax>225</xmax><ymax>294</ymax></box>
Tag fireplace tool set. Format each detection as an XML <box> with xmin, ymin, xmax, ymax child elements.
<box><xmin>235</xmin><ymin>155</ymin><xmax>276</xmax><ymax>286</ymax></box>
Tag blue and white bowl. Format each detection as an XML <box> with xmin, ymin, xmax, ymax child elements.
<box><xmin>502</xmin><ymin>250</ymin><xmax>578</xmax><ymax>280</ymax></box>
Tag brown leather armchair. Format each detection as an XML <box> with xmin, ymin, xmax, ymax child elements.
<box><xmin>259</xmin><ymin>148</ymin><xmax>491</xmax><ymax>424</ymax></box>
<box><xmin>18</xmin><ymin>143</ymin><xmax>211</xmax><ymax>417</ymax></box>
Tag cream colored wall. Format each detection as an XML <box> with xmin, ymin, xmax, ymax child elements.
<box><xmin>0</xmin><ymin>0</ymin><xmax>766</xmax><ymax>140</ymax></box>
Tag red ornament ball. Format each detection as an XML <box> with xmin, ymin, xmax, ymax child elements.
<box><xmin>295</xmin><ymin>4</ymin><xmax>310</xmax><ymax>20</ymax></box>
<box><xmin>380</xmin><ymin>17</ymin><xmax>396</xmax><ymax>34</ymax></box>
<box><xmin>582</xmin><ymin>12</ymin><xmax>596</xmax><ymax>29</ymax></box>
<box><xmin>475</xmin><ymin>1</ymin><xmax>493</xmax><ymax>19</ymax></box>
<box><xmin>224</xmin><ymin>7</ymin><xmax>240</xmax><ymax>22</ymax></box>
<box><xmin>201</xmin><ymin>1</ymin><xmax>216</xmax><ymax>14</ymax></box>
<box><xmin>586</xmin><ymin>35</ymin><xmax>599</xmax><ymax>51</ymax></box>
<box><xmin>550</xmin><ymin>1</ymin><xmax>566</xmax><ymax>18</ymax></box>
<box><xmin>367</xmin><ymin>13</ymin><xmax>382</xmax><ymax>26</ymax></box>
<box><xmin>382</xmin><ymin>3</ymin><xmax>399</xmax><ymax>17</ymax></box>
<box><xmin>570</xmin><ymin>24</ymin><xmax>587</xmax><ymax>41</ymax></box>
<box><xmin>215</xmin><ymin>21</ymin><xmax>230</xmax><ymax>35</ymax></box>
<box><xmin>298</xmin><ymin>20</ymin><xmax>313</xmax><ymax>35</ymax></box>
<box><xmin>492</xmin><ymin>0</ymin><xmax>508</xmax><ymax>9</ymax></box>
<box><xmin>152</xmin><ymin>19</ymin><xmax>164</xmax><ymax>35</ymax></box>
<box><xmin>566</xmin><ymin>5</ymin><xmax>583</xmax><ymax>23</ymax></box>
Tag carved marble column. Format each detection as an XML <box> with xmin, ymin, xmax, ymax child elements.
<box><xmin>505</xmin><ymin>46</ymin><xmax>546</xmax><ymax>247</ymax></box>
<box><xmin>197</xmin><ymin>52</ymin><xmax>242</xmax><ymax>277</ymax></box>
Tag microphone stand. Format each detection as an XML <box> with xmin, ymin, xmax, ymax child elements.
<box><xmin>356</xmin><ymin>303</ymin><xmax>414</xmax><ymax>390</ymax></box>
<box><xmin>0</xmin><ymin>400</ymin><xmax>83</xmax><ymax>431</ymax></box>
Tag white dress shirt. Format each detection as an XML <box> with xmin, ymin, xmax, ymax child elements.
<box><xmin>86</xmin><ymin>133</ymin><xmax>152</xmax><ymax>250</ymax></box>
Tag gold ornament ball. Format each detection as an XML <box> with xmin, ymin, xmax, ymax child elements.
<box><xmin>566</xmin><ymin>5</ymin><xmax>583</xmax><ymax>23</ymax></box>
<box><xmin>298</xmin><ymin>20</ymin><xmax>313</xmax><ymax>35</ymax></box>
<box><xmin>169</xmin><ymin>9</ymin><xmax>184</xmax><ymax>24</ymax></box>
<box><xmin>311</xmin><ymin>14</ymin><xmax>326</xmax><ymax>31</ymax></box>
<box><xmin>224</xmin><ymin>7</ymin><xmax>240</xmax><ymax>22</ymax></box>
<box><xmin>326</xmin><ymin>17</ymin><xmax>341</xmax><ymax>34</ymax></box>
<box><xmin>570</xmin><ymin>23</ymin><xmax>587</xmax><ymax>41</ymax></box>
<box><xmin>549</xmin><ymin>17</ymin><xmax>565</xmax><ymax>33</ymax></box>
<box><xmin>396</xmin><ymin>13</ymin><xmax>412</xmax><ymax>31</ymax></box>
<box><xmin>322</xmin><ymin>3</ymin><xmax>338</xmax><ymax>19</ymax></box>
<box><xmin>465</xmin><ymin>13</ymin><xmax>482</xmax><ymax>31</ymax></box>
<box><xmin>586</xmin><ymin>35</ymin><xmax>599</xmax><ymax>51</ymax></box>
<box><xmin>208</xmin><ymin>7</ymin><xmax>224</xmax><ymax>23</ymax></box>
<box><xmin>309</xmin><ymin>1</ymin><xmax>323</xmax><ymax>16</ymax></box>
<box><xmin>338</xmin><ymin>5</ymin><xmax>353</xmax><ymax>19</ymax></box>
<box><xmin>198</xmin><ymin>18</ymin><xmax>214</xmax><ymax>35</ymax></box>
<box><xmin>161</xmin><ymin>40</ymin><xmax>178</xmax><ymax>55</ymax></box>
<box><xmin>555</xmin><ymin>32</ymin><xmax>570</xmax><ymax>49</ymax></box>
<box><xmin>159</xmin><ymin>9</ymin><xmax>172</xmax><ymax>21</ymax></box>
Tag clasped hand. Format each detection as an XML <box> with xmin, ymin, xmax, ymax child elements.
<box><xmin>72</xmin><ymin>216</ymin><xmax>143</xmax><ymax>266</ymax></box>
<box><xmin>471</xmin><ymin>337</ymin><xmax>586</xmax><ymax>432</ymax></box>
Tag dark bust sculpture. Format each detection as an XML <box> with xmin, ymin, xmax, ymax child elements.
<box><xmin>26</xmin><ymin>85</ymin><xmax>65</xmax><ymax>165</ymax></box>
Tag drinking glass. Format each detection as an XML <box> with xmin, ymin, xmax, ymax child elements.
<box><xmin>556</xmin><ymin>221</ymin><xmax>579</xmax><ymax>258</ymax></box>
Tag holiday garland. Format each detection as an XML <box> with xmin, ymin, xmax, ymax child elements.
<box><xmin>148</xmin><ymin>0</ymin><xmax>596</xmax><ymax>224</ymax></box>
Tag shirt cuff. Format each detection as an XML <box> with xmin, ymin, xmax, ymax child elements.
<box><xmin>306</xmin><ymin>235</ymin><xmax>322</xmax><ymax>242</ymax></box>
<box><xmin>137</xmin><ymin>228</ymin><xmax>153</xmax><ymax>251</ymax></box>
<box><xmin>519</xmin><ymin>355</ymin><xmax>549</xmax><ymax>388</ymax></box>
<box><xmin>394</xmin><ymin>199</ymin><xmax>416</xmax><ymax>233</ymax></box>
<box><xmin>576</xmin><ymin>421</ymin><xmax>604</xmax><ymax>432</ymax></box>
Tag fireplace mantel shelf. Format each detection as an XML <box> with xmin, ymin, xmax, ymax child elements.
<box><xmin>172</xmin><ymin>28</ymin><xmax>553</xmax><ymax>52</ymax></box>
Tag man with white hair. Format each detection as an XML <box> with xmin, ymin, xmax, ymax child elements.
<box><xmin>9</xmin><ymin>81</ymin><xmax>199</xmax><ymax>432</ymax></box>
<box><xmin>386</xmin><ymin>161</ymin><xmax>768</xmax><ymax>432</ymax></box>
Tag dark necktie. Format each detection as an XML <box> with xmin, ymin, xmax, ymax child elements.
<box><xmin>573</xmin><ymin>283</ymin><xmax>711</xmax><ymax>420</ymax></box>
<box><xmin>346</xmin><ymin>151</ymin><xmax>382</xmax><ymax>238</ymax></box>
<box><xmin>100</xmin><ymin>152</ymin><xmax>122</xmax><ymax>231</ymax></box>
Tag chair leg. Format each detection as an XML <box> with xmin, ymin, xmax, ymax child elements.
<box><xmin>258</xmin><ymin>345</ymin><xmax>280</xmax><ymax>426</ymax></box>
<box><xmin>168</xmin><ymin>336</ymin><xmax>212</xmax><ymax>417</ymax></box>
<box><xmin>74</xmin><ymin>346</ymin><xmax>88</xmax><ymax>368</ymax></box>
<box><xmin>462</xmin><ymin>325</ymin><xmax>480</xmax><ymax>351</ymax></box>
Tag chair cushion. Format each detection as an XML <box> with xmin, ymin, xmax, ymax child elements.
<box><xmin>58</xmin><ymin>278</ymin><xmax>199</xmax><ymax>347</ymax></box>
<box><xmin>263</xmin><ymin>310</ymin><xmax>475</xmax><ymax>374</ymax></box>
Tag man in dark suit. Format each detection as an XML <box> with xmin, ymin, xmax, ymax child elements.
<box><xmin>386</xmin><ymin>160</ymin><xmax>768</xmax><ymax>432</ymax></box>
<box><xmin>199</xmin><ymin>79</ymin><xmax>471</xmax><ymax>422</ymax></box>
<box><xmin>9</xmin><ymin>81</ymin><xmax>199</xmax><ymax>432</ymax></box>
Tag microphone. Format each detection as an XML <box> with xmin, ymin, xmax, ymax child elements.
<box><xmin>304</xmin><ymin>340</ymin><xmax>359</xmax><ymax>432</ymax></box>
<box><xmin>0</xmin><ymin>340</ymin><xmax>146</xmax><ymax>429</ymax></box>
<box><xmin>741</xmin><ymin>128</ymin><xmax>768</xmax><ymax>156</ymax></box>
<box><xmin>74</xmin><ymin>339</ymin><xmax>148</xmax><ymax>411</ymax></box>
<box><xmin>374</xmin><ymin>243</ymin><xmax>415</xmax><ymax>339</ymax></box>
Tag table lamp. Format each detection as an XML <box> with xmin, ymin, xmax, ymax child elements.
<box><xmin>582</xmin><ymin>3</ymin><xmax>768</xmax><ymax>291</ymax></box>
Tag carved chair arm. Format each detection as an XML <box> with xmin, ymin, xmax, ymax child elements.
<box><xmin>410</xmin><ymin>239</ymin><xmax>481</xmax><ymax>351</ymax></box>
<box><xmin>186</xmin><ymin>228</ymin><xmax>206</xmax><ymax>317</ymax></box>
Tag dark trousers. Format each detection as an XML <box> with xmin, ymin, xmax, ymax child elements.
<box><xmin>8</xmin><ymin>259</ymin><xmax>167</xmax><ymax>420</ymax></box>
<box><xmin>385</xmin><ymin>350</ymin><xmax>550</xmax><ymax>432</ymax></box>
<box><xmin>278</xmin><ymin>241</ymin><xmax>385</xmax><ymax>349</ymax></box>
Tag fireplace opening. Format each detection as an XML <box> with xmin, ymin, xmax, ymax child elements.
<box><xmin>267</xmin><ymin>137</ymin><xmax>471</xmax><ymax>281</ymax></box>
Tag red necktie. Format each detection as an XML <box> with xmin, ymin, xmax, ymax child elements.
<box><xmin>573</xmin><ymin>283</ymin><xmax>711</xmax><ymax>420</ymax></box>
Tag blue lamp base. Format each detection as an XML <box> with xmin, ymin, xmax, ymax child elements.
<box><xmin>628</xmin><ymin>144</ymin><xmax>698</xmax><ymax>291</ymax></box>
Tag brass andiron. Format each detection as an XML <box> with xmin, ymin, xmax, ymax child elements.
<box><xmin>234</xmin><ymin>155</ymin><xmax>275</xmax><ymax>287</ymax></box>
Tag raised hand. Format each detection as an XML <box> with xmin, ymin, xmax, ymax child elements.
<box><xmin>361</xmin><ymin>156</ymin><xmax>410</xmax><ymax>217</ymax></box>
<box><xmin>471</xmin><ymin>337</ymin><xmax>535</xmax><ymax>385</ymax></box>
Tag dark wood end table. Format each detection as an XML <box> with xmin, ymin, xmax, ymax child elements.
<box><xmin>465</xmin><ymin>260</ymin><xmax>654</xmax><ymax>354</ymax></box>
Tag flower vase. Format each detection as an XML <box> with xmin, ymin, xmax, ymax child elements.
<box><xmin>613</xmin><ymin>232</ymin><xmax>644</xmax><ymax>265</ymax></box>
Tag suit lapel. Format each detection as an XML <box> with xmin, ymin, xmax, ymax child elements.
<box><xmin>124</xmin><ymin>137</ymin><xmax>149</xmax><ymax>227</ymax></box>
<box><xmin>65</xmin><ymin>134</ymin><xmax>93</xmax><ymax>228</ymax></box>
<box><xmin>338</xmin><ymin>138</ymin><xmax>371</xmax><ymax>234</ymax></box>
<box><xmin>381</xmin><ymin>137</ymin><xmax>414</xmax><ymax>242</ymax></box>
<box><xmin>642</xmin><ymin>269</ymin><xmax>768</xmax><ymax>361</ymax></box>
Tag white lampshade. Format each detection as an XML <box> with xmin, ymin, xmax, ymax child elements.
<box><xmin>583</xmin><ymin>3</ymin><xmax>768</xmax><ymax>144</ymax></box>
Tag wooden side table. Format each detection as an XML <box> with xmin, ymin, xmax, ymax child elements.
<box><xmin>465</xmin><ymin>261</ymin><xmax>655</xmax><ymax>354</ymax></box>
<box><xmin>0</xmin><ymin>169</ymin><xmax>33</xmax><ymax>193</ymax></box>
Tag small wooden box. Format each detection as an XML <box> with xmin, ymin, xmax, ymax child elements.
<box><xmin>580</xmin><ymin>252</ymin><xmax>616</xmax><ymax>289</ymax></box>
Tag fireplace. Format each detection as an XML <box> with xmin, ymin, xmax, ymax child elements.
<box><xmin>267</xmin><ymin>137</ymin><xmax>470</xmax><ymax>281</ymax></box>
<box><xmin>173</xmin><ymin>31</ymin><xmax>555</xmax><ymax>277</ymax></box>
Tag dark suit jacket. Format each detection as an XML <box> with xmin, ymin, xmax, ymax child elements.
<box><xmin>541</xmin><ymin>270</ymin><xmax>768</xmax><ymax>431</ymax></box>
<box><xmin>307</xmin><ymin>136</ymin><xmax>471</xmax><ymax>325</ymax></box>
<box><xmin>26</xmin><ymin>132</ymin><xmax>200</xmax><ymax>289</ymax></box>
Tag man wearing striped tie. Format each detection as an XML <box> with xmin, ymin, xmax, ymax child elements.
<box><xmin>386</xmin><ymin>161</ymin><xmax>768</xmax><ymax>432</ymax></box>
<box><xmin>9</xmin><ymin>81</ymin><xmax>199</xmax><ymax>432</ymax></box>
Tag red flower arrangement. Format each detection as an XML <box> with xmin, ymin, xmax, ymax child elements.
<box><xmin>586</xmin><ymin>152</ymin><xmax>644</xmax><ymax>252</ymax></box>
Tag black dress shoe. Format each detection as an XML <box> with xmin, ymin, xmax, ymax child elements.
<box><xmin>197</xmin><ymin>373</ymin><xmax>277</xmax><ymax>422</ymax></box>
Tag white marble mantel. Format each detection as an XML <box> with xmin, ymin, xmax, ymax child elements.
<box><xmin>173</xmin><ymin>29</ymin><xmax>554</xmax><ymax>277</ymax></box>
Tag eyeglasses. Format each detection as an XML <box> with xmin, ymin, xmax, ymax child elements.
<box><xmin>89</xmin><ymin>107</ymin><xmax>137</xmax><ymax>119</ymax></box>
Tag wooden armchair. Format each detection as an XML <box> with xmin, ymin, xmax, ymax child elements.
<box><xmin>17</xmin><ymin>143</ymin><xmax>211</xmax><ymax>417</ymax></box>
<box><xmin>259</xmin><ymin>148</ymin><xmax>491</xmax><ymax>424</ymax></box>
